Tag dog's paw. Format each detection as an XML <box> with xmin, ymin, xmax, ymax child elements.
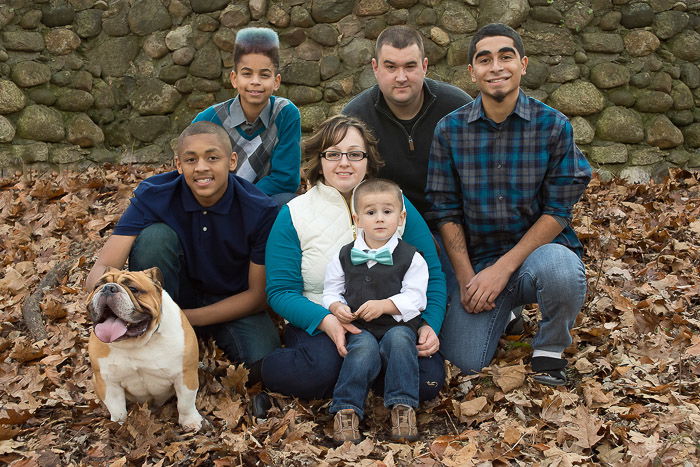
<box><xmin>179</xmin><ymin>412</ymin><xmax>203</xmax><ymax>432</ymax></box>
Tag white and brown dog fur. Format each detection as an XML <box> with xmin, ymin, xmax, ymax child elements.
<box><xmin>87</xmin><ymin>267</ymin><xmax>203</xmax><ymax>431</ymax></box>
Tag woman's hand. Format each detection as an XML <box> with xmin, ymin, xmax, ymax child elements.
<box><xmin>329</xmin><ymin>301</ymin><xmax>355</xmax><ymax>324</ymax></box>
<box><xmin>318</xmin><ymin>314</ymin><xmax>361</xmax><ymax>357</ymax></box>
<box><xmin>416</xmin><ymin>325</ymin><xmax>440</xmax><ymax>357</ymax></box>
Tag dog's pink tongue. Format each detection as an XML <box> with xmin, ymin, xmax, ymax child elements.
<box><xmin>95</xmin><ymin>317</ymin><xmax>128</xmax><ymax>343</ymax></box>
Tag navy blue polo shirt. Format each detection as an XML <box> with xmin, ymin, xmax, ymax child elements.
<box><xmin>114</xmin><ymin>170</ymin><xmax>279</xmax><ymax>297</ymax></box>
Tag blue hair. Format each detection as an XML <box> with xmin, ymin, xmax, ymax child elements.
<box><xmin>234</xmin><ymin>27</ymin><xmax>280</xmax><ymax>71</ymax></box>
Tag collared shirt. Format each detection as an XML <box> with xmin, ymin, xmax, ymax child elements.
<box><xmin>425</xmin><ymin>91</ymin><xmax>592</xmax><ymax>265</ymax></box>
<box><xmin>114</xmin><ymin>171</ymin><xmax>279</xmax><ymax>297</ymax></box>
<box><xmin>322</xmin><ymin>231</ymin><xmax>428</xmax><ymax>323</ymax></box>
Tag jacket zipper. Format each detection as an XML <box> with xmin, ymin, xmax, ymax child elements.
<box><xmin>375</xmin><ymin>89</ymin><xmax>436</xmax><ymax>154</ymax></box>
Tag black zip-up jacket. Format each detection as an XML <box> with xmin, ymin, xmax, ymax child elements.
<box><xmin>343</xmin><ymin>78</ymin><xmax>472</xmax><ymax>221</ymax></box>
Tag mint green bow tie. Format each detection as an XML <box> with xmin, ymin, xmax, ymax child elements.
<box><xmin>350</xmin><ymin>247</ymin><xmax>393</xmax><ymax>266</ymax></box>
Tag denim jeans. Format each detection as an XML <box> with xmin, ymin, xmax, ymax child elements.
<box><xmin>329</xmin><ymin>327</ymin><xmax>419</xmax><ymax>419</ymax></box>
<box><xmin>129</xmin><ymin>223</ymin><xmax>281</xmax><ymax>365</ymax></box>
<box><xmin>438</xmin><ymin>243</ymin><xmax>587</xmax><ymax>374</ymax></box>
<box><xmin>261</xmin><ymin>324</ymin><xmax>444</xmax><ymax>402</ymax></box>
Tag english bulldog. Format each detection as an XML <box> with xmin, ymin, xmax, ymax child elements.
<box><xmin>87</xmin><ymin>267</ymin><xmax>203</xmax><ymax>431</ymax></box>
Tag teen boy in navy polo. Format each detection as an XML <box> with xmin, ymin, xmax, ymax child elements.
<box><xmin>86</xmin><ymin>121</ymin><xmax>281</xmax><ymax>367</ymax></box>
<box><xmin>193</xmin><ymin>27</ymin><xmax>301</xmax><ymax>204</ymax></box>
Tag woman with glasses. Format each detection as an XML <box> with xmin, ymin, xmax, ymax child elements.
<box><xmin>254</xmin><ymin>115</ymin><xmax>447</xmax><ymax>414</ymax></box>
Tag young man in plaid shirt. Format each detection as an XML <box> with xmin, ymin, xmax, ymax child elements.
<box><xmin>425</xmin><ymin>23</ymin><xmax>592</xmax><ymax>386</ymax></box>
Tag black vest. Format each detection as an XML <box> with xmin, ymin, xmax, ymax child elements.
<box><xmin>339</xmin><ymin>239</ymin><xmax>422</xmax><ymax>339</ymax></box>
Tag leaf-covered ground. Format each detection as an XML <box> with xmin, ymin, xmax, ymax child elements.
<box><xmin>1</xmin><ymin>166</ymin><xmax>698</xmax><ymax>466</ymax></box>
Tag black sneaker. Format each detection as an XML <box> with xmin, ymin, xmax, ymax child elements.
<box><xmin>531</xmin><ymin>356</ymin><xmax>568</xmax><ymax>386</ymax></box>
<box><xmin>250</xmin><ymin>392</ymin><xmax>272</xmax><ymax>418</ymax></box>
<box><xmin>504</xmin><ymin>306</ymin><xmax>525</xmax><ymax>335</ymax></box>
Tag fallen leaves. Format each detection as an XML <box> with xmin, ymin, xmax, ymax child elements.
<box><xmin>0</xmin><ymin>167</ymin><xmax>698</xmax><ymax>465</ymax></box>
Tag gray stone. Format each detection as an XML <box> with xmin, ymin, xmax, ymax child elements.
<box><xmin>311</xmin><ymin>0</ymin><xmax>354</xmax><ymax>23</ymax></box>
<box><xmin>680</xmin><ymin>63</ymin><xmax>700</xmax><ymax>89</ymax></box>
<box><xmin>104</xmin><ymin>120</ymin><xmax>132</xmax><ymax>147</ymax></box>
<box><xmin>87</xmin><ymin>148</ymin><xmax>121</xmax><ymax>164</ymax></box>
<box><xmin>20</xmin><ymin>10</ymin><xmax>43</xmax><ymax>29</ymax></box>
<box><xmin>635</xmin><ymin>90</ymin><xmax>673</xmax><ymax>112</ymax></box>
<box><xmin>446</xmin><ymin>37</ymin><xmax>469</xmax><ymax>66</ymax></box>
<box><xmin>122</xmin><ymin>144</ymin><xmax>169</xmax><ymax>164</ymax></box>
<box><xmin>11</xmin><ymin>61</ymin><xmax>51</xmax><ymax>88</ymax></box>
<box><xmin>320</xmin><ymin>55</ymin><xmax>342</xmax><ymax>80</ymax></box>
<box><xmin>28</xmin><ymin>87</ymin><xmax>57</xmax><ymax>106</ymax></box>
<box><xmin>87</xmin><ymin>36</ymin><xmax>140</xmax><ymax>77</ymax></box>
<box><xmin>608</xmin><ymin>88</ymin><xmax>636</xmax><ymax>107</ymax></box>
<box><xmin>219</xmin><ymin>4</ymin><xmax>250</xmax><ymax>28</ymax></box>
<box><xmin>166</xmin><ymin>25</ymin><xmax>192</xmax><ymax>50</ymax></box>
<box><xmin>582</xmin><ymin>33</ymin><xmax>624</xmax><ymax>53</ymax></box>
<box><xmin>249</xmin><ymin>0</ymin><xmax>268</xmax><ymax>19</ymax></box>
<box><xmin>309</xmin><ymin>24</ymin><xmax>339</xmax><ymax>46</ymax></box>
<box><xmin>75</xmin><ymin>9</ymin><xmax>102</xmax><ymax>38</ymax></box>
<box><xmin>190</xmin><ymin>0</ymin><xmax>229</xmax><ymax>13</ymax></box>
<box><xmin>280</xmin><ymin>28</ymin><xmax>307</xmax><ymax>47</ymax></box>
<box><xmin>287</xmin><ymin>85</ymin><xmax>323</xmax><ymax>105</ymax></box>
<box><xmin>649</xmin><ymin>72</ymin><xmax>672</xmax><ymax>93</ymax></box>
<box><xmin>671</xmin><ymin>81</ymin><xmax>694</xmax><ymax>110</ymax></box>
<box><xmin>621</xmin><ymin>2</ymin><xmax>654</xmax><ymax>28</ymax></box>
<box><xmin>440</xmin><ymin>1</ymin><xmax>477</xmax><ymax>33</ymax></box>
<box><xmin>670</xmin><ymin>31</ymin><xmax>700</xmax><ymax>62</ymax></box>
<box><xmin>530</xmin><ymin>6</ymin><xmax>562</xmax><ymax>24</ymax></box>
<box><xmin>619</xmin><ymin>166</ymin><xmax>651</xmax><ymax>184</ymax></box>
<box><xmin>596</xmin><ymin>106</ymin><xmax>644</xmax><ymax>143</ymax></box>
<box><xmin>102</xmin><ymin>0</ymin><xmax>130</xmax><ymax>37</ymax></box>
<box><xmin>590</xmin><ymin>62</ymin><xmax>630</xmax><ymax>88</ymax></box>
<box><xmin>668</xmin><ymin>109</ymin><xmax>694</xmax><ymax>126</ymax></box>
<box><xmin>683</xmin><ymin>123</ymin><xmax>700</xmax><ymax>147</ymax></box>
<box><xmin>2</xmin><ymin>31</ymin><xmax>45</xmax><ymax>52</ymax></box>
<box><xmin>623</xmin><ymin>30</ymin><xmax>660</xmax><ymax>57</ymax></box>
<box><xmin>282</xmin><ymin>61</ymin><xmax>321</xmax><ymax>86</ymax></box>
<box><xmin>599</xmin><ymin>11</ymin><xmax>622</xmax><ymax>30</ymax></box>
<box><xmin>70</xmin><ymin>70</ymin><xmax>93</xmax><ymax>92</ymax></box>
<box><xmin>630</xmin><ymin>71</ymin><xmax>651</xmax><ymax>88</ymax></box>
<box><xmin>41</xmin><ymin>2</ymin><xmax>75</xmax><ymax>27</ymax></box>
<box><xmin>129</xmin><ymin>115</ymin><xmax>170</xmax><ymax>142</ymax></box>
<box><xmin>0</xmin><ymin>80</ymin><xmax>27</xmax><ymax>114</ymax></box>
<box><xmin>213</xmin><ymin>28</ymin><xmax>236</xmax><ymax>52</ymax></box>
<box><xmin>299</xmin><ymin>103</ymin><xmax>327</xmax><ymax>132</ymax></box>
<box><xmin>478</xmin><ymin>0</ymin><xmax>529</xmax><ymax>28</ymax></box>
<box><xmin>173</xmin><ymin>47</ymin><xmax>196</xmax><ymax>65</ymax></box>
<box><xmin>571</xmin><ymin>116</ymin><xmax>594</xmax><ymax>144</ymax></box>
<box><xmin>12</xmin><ymin>142</ymin><xmax>49</xmax><ymax>163</ymax></box>
<box><xmin>193</xmin><ymin>14</ymin><xmax>219</xmax><ymax>32</ymax></box>
<box><xmin>190</xmin><ymin>43</ymin><xmax>222</xmax><ymax>80</ymax></box>
<box><xmin>339</xmin><ymin>38</ymin><xmax>374</xmax><ymax>68</ymax></box>
<box><xmin>521</xmin><ymin>59</ymin><xmax>549</xmax><ymax>89</ymax></box>
<box><xmin>55</xmin><ymin>89</ymin><xmax>94</xmax><ymax>112</ymax></box>
<box><xmin>16</xmin><ymin>105</ymin><xmax>65</xmax><ymax>142</ymax></box>
<box><xmin>646</xmin><ymin>114</ymin><xmax>683</xmax><ymax>148</ymax></box>
<box><xmin>547</xmin><ymin>63</ymin><xmax>580</xmax><ymax>83</ymax></box>
<box><xmin>267</xmin><ymin>3</ymin><xmax>290</xmax><ymax>27</ymax></box>
<box><xmin>429</xmin><ymin>27</ymin><xmax>450</xmax><ymax>47</ymax></box>
<box><xmin>295</xmin><ymin>40</ymin><xmax>322</xmax><ymax>61</ymax></box>
<box><xmin>66</xmin><ymin>113</ymin><xmax>104</xmax><ymax>148</ymax></box>
<box><xmin>143</xmin><ymin>32</ymin><xmax>169</xmax><ymax>59</ymax></box>
<box><xmin>159</xmin><ymin>65</ymin><xmax>189</xmax><ymax>84</ymax></box>
<box><xmin>522</xmin><ymin>29</ymin><xmax>577</xmax><ymax>56</ymax></box>
<box><xmin>128</xmin><ymin>78</ymin><xmax>182</xmax><ymax>115</ymax></box>
<box><xmin>386</xmin><ymin>8</ymin><xmax>409</xmax><ymax>24</ymax></box>
<box><xmin>0</xmin><ymin>147</ymin><xmax>22</xmax><ymax>171</ymax></box>
<box><xmin>412</xmin><ymin>5</ymin><xmax>437</xmax><ymax>25</ymax></box>
<box><xmin>128</xmin><ymin>0</ymin><xmax>171</xmax><ymax>36</ymax></box>
<box><xmin>0</xmin><ymin>115</ymin><xmax>14</xmax><ymax>142</ymax></box>
<box><xmin>364</xmin><ymin>17</ymin><xmax>387</xmax><ymax>39</ymax></box>
<box><xmin>564</xmin><ymin>2</ymin><xmax>594</xmax><ymax>31</ymax></box>
<box><xmin>192</xmin><ymin>77</ymin><xmax>220</xmax><ymax>93</ymax></box>
<box><xmin>354</xmin><ymin>0</ymin><xmax>390</xmax><ymax>16</ymax></box>
<box><xmin>667</xmin><ymin>149</ymin><xmax>691</xmax><ymax>165</ymax></box>
<box><xmin>186</xmin><ymin>92</ymin><xmax>214</xmax><ymax>110</ymax></box>
<box><xmin>45</xmin><ymin>29</ymin><xmax>81</xmax><ymax>55</ymax></box>
<box><xmin>291</xmin><ymin>6</ymin><xmax>314</xmax><ymax>27</ymax></box>
<box><xmin>547</xmin><ymin>81</ymin><xmax>605</xmax><ymax>116</ymax></box>
<box><xmin>591</xmin><ymin>144</ymin><xmax>628</xmax><ymax>164</ymax></box>
<box><xmin>629</xmin><ymin>147</ymin><xmax>664</xmax><ymax>165</ymax></box>
<box><xmin>654</xmin><ymin>10</ymin><xmax>689</xmax><ymax>40</ymax></box>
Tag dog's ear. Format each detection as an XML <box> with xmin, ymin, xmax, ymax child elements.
<box><xmin>142</xmin><ymin>267</ymin><xmax>164</xmax><ymax>289</ymax></box>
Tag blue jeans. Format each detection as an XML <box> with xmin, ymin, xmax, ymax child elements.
<box><xmin>261</xmin><ymin>324</ymin><xmax>444</xmax><ymax>402</ymax></box>
<box><xmin>129</xmin><ymin>223</ymin><xmax>280</xmax><ymax>365</ymax></box>
<box><xmin>329</xmin><ymin>327</ymin><xmax>418</xmax><ymax>419</ymax></box>
<box><xmin>439</xmin><ymin>243</ymin><xmax>587</xmax><ymax>373</ymax></box>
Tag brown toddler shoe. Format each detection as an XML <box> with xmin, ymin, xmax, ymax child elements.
<box><xmin>390</xmin><ymin>404</ymin><xmax>418</xmax><ymax>442</ymax></box>
<box><xmin>333</xmin><ymin>409</ymin><xmax>361</xmax><ymax>444</ymax></box>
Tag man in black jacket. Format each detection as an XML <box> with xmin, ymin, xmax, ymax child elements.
<box><xmin>343</xmin><ymin>26</ymin><xmax>472</xmax><ymax>220</ymax></box>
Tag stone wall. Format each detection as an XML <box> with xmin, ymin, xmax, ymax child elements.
<box><xmin>1</xmin><ymin>0</ymin><xmax>699</xmax><ymax>182</ymax></box>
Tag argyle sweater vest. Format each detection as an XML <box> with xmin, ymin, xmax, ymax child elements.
<box><xmin>339</xmin><ymin>239</ymin><xmax>421</xmax><ymax>339</ymax></box>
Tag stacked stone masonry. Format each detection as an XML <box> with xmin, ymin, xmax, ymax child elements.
<box><xmin>1</xmin><ymin>0</ymin><xmax>699</xmax><ymax>182</ymax></box>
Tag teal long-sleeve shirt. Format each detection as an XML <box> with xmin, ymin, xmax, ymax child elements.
<box><xmin>265</xmin><ymin>197</ymin><xmax>446</xmax><ymax>336</ymax></box>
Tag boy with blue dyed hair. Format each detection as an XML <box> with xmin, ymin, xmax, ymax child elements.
<box><xmin>193</xmin><ymin>27</ymin><xmax>301</xmax><ymax>204</ymax></box>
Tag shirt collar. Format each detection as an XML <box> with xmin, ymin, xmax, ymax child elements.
<box><xmin>354</xmin><ymin>230</ymin><xmax>401</xmax><ymax>253</ymax></box>
<box><xmin>180</xmin><ymin>173</ymin><xmax>235</xmax><ymax>214</ymax></box>
<box><xmin>228</xmin><ymin>95</ymin><xmax>273</xmax><ymax>128</ymax></box>
<box><xmin>467</xmin><ymin>89</ymin><xmax>531</xmax><ymax>123</ymax></box>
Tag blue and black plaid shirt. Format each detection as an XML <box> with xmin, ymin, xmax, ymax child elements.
<box><xmin>425</xmin><ymin>91</ymin><xmax>592</xmax><ymax>266</ymax></box>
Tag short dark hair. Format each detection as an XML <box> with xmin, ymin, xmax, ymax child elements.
<box><xmin>375</xmin><ymin>25</ymin><xmax>425</xmax><ymax>59</ymax></box>
<box><xmin>467</xmin><ymin>23</ymin><xmax>525</xmax><ymax>65</ymax></box>
<box><xmin>302</xmin><ymin>115</ymin><xmax>384</xmax><ymax>187</ymax></box>
<box><xmin>233</xmin><ymin>27</ymin><xmax>280</xmax><ymax>72</ymax></box>
<box><xmin>353</xmin><ymin>178</ymin><xmax>403</xmax><ymax>212</ymax></box>
<box><xmin>176</xmin><ymin>121</ymin><xmax>232</xmax><ymax>156</ymax></box>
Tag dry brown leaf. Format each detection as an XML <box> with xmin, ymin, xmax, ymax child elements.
<box><xmin>492</xmin><ymin>364</ymin><xmax>526</xmax><ymax>393</ymax></box>
<box><xmin>562</xmin><ymin>405</ymin><xmax>604</xmax><ymax>450</ymax></box>
<box><xmin>459</xmin><ymin>396</ymin><xmax>487</xmax><ymax>417</ymax></box>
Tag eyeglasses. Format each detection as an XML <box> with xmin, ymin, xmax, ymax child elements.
<box><xmin>320</xmin><ymin>151</ymin><xmax>367</xmax><ymax>161</ymax></box>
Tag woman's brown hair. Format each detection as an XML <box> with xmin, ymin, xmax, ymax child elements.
<box><xmin>302</xmin><ymin>115</ymin><xmax>385</xmax><ymax>187</ymax></box>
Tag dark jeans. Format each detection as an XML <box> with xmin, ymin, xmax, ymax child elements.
<box><xmin>261</xmin><ymin>324</ymin><xmax>444</xmax><ymax>402</ymax></box>
<box><xmin>129</xmin><ymin>223</ymin><xmax>280</xmax><ymax>365</ymax></box>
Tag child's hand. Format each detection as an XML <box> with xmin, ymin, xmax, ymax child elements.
<box><xmin>329</xmin><ymin>301</ymin><xmax>355</xmax><ymax>324</ymax></box>
<box><xmin>355</xmin><ymin>299</ymin><xmax>395</xmax><ymax>321</ymax></box>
